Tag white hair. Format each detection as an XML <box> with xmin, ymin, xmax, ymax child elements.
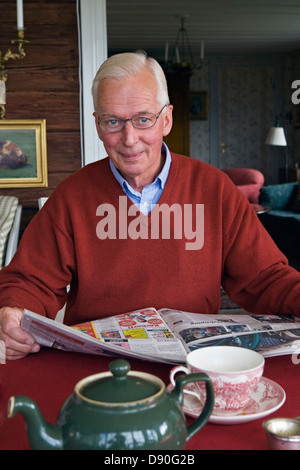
<box><xmin>91</xmin><ymin>50</ymin><xmax>170</xmax><ymax>112</ymax></box>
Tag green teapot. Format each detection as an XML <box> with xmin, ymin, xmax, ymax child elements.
<box><xmin>8</xmin><ymin>359</ymin><xmax>214</xmax><ymax>450</ymax></box>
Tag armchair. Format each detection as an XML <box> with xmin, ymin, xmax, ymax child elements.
<box><xmin>222</xmin><ymin>168</ymin><xmax>264</xmax><ymax>204</ymax></box>
<box><xmin>0</xmin><ymin>196</ymin><xmax>22</xmax><ymax>268</ymax></box>
<box><xmin>4</xmin><ymin>205</ymin><xmax>22</xmax><ymax>266</ymax></box>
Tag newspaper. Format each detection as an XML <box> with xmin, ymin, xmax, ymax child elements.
<box><xmin>21</xmin><ymin>307</ymin><xmax>300</xmax><ymax>364</ymax></box>
<box><xmin>160</xmin><ymin>309</ymin><xmax>300</xmax><ymax>358</ymax></box>
<box><xmin>21</xmin><ymin>308</ymin><xmax>187</xmax><ymax>364</ymax></box>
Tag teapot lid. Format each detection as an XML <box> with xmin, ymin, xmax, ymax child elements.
<box><xmin>75</xmin><ymin>359</ymin><xmax>164</xmax><ymax>405</ymax></box>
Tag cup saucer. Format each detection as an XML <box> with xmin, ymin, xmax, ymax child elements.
<box><xmin>167</xmin><ymin>377</ymin><xmax>286</xmax><ymax>425</ymax></box>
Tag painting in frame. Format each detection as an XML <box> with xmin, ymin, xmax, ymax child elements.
<box><xmin>0</xmin><ymin>119</ymin><xmax>48</xmax><ymax>188</ymax></box>
<box><xmin>189</xmin><ymin>92</ymin><xmax>208</xmax><ymax>120</ymax></box>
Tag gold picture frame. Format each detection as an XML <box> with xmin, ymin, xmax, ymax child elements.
<box><xmin>0</xmin><ymin>119</ymin><xmax>48</xmax><ymax>188</ymax></box>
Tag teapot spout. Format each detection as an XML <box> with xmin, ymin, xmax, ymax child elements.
<box><xmin>8</xmin><ymin>396</ymin><xmax>63</xmax><ymax>450</ymax></box>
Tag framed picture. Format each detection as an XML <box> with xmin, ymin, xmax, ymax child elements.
<box><xmin>0</xmin><ymin>119</ymin><xmax>48</xmax><ymax>188</ymax></box>
<box><xmin>189</xmin><ymin>92</ymin><xmax>208</xmax><ymax>120</ymax></box>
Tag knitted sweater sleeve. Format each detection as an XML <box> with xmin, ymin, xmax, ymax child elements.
<box><xmin>0</xmin><ymin>192</ymin><xmax>75</xmax><ymax>318</ymax></box>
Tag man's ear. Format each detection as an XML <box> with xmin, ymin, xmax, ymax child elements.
<box><xmin>162</xmin><ymin>105</ymin><xmax>173</xmax><ymax>137</ymax></box>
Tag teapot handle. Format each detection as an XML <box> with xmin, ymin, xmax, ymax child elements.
<box><xmin>172</xmin><ymin>372</ymin><xmax>214</xmax><ymax>441</ymax></box>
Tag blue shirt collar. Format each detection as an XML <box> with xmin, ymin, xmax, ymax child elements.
<box><xmin>109</xmin><ymin>142</ymin><xmax>171</xmax><ymax>193</ymax></box>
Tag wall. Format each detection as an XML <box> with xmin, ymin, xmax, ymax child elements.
<box><xmin>189</xmin><ymin>63</ymin><xmax>210</xmax><ymax>165</ymax></box>
<box><xmin>189</xmin><ymin>53</ymin><xmax>299</xmax><ymax>185</ymax></box>
<box><xmin>0</xmin><ymin>0</ymin><xmax>81</xmax><ymax>229</ymax></box>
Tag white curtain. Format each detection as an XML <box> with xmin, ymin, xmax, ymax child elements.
<box><xmin>77</xmin><ymin>0</ymin><xmax>108</xmax><ymax>165</ymax></box>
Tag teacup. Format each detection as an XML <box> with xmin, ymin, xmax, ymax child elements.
<box><xmin>170</xmin><ymin>346</ymin><xmax>264</xmax><ymax>415</ymax></box>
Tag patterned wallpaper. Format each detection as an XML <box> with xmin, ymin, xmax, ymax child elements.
<box><xmin>190</xmin><ymin>64</ymin><xmax>210</xmax><ymax>165</ymax></box>
<box><xmin>188</xmin><ymin>55</ymin><xmax>298</xmax><ymax>185</ymax></box>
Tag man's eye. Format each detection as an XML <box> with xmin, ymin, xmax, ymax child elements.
<box><xmin>108</xmin><ymin>119</ymin><xmax>120</xmax><ymax>126</ymax></box>
<box><xmin>136</xmin><ymin>116</ymin><xmax>152</xmax><ymax>125</ymax></box>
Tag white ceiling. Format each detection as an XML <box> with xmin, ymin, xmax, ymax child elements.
<box><xmin>106</xmin><ymin>0</ymin><xmax>300</xmax><ymax>57</ymax></box>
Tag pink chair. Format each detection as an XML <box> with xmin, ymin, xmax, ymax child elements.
<box><xmin>222</xmin><ymin>168</ymin><xmax>264</xmax><ymax>204</ymax></box>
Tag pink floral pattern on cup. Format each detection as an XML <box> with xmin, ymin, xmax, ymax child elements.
<box><xmin>192</xmin><ymin>366</ymin><xmax>263</xmax><ymax>414</ymax></box>
<box><xmin>170</xmin><ymin>346</ymin><xmax>265</xmax><ymax>416</ymax></box>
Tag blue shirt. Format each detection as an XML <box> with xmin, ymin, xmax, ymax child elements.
<box><xmin>109</xmin><ymin>142</ymin><xmax>172</xmax><ymax>215</ymax></box>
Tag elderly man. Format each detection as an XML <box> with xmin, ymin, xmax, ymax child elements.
<box><xmin>0</xmin><ymin>51</ymin><xmax>300</xmax><ymax>360</ymax></box>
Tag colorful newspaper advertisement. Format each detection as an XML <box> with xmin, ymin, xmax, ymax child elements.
<box><xmin>21</xmin><ymin>308</ymin><xmax>187</xmax><ymax>363</ymax></box>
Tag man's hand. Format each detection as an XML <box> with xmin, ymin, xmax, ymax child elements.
<box><xmin>0</xmin><ymin>307</ymin><xmax>40</xmax><ymax>360</ymax></box>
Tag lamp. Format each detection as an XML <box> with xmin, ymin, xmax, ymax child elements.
<box><xmin>265</xmin><ymin>125</ymin><xmax>288</xmax><ymax>182</ymax></box>
<box><xmin>163</xmin><ymin>15</ymin><xmax>204</xmax><ymax>74</ymax></box>
<box><xmin>0</xmin><ymin>0</ymin><xmax>29</xmax><ymax>119</ymax></box>
<box><xmin>265</xmin><ymin>127</ymin><xmax>287</xmax><ymax>146</ymax></box>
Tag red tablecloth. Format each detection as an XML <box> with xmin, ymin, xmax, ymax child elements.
<box><xmin>0</xmin><ymin>348</ymin><xmax>299</xmax><ymax>450</ymax></box>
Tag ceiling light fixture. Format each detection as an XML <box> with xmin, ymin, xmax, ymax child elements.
<box><xmin>162</xmin><ymin>15</ymin><xmax>204</xmax><ymax>74</ymax></box>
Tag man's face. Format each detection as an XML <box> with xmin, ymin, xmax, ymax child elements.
<box><xmin>94</xmin><ymin>69</ymin><xmax>173</xmax><ymax>191</ymax></box>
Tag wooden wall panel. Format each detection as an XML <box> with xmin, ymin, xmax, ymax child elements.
<box><xmin>0</xmin><ymin>0</ymin><xmax>81</xmax><ymax>231</ymax></box>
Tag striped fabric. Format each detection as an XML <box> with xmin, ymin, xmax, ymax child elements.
<box><xmin>0</xmin><ymin>196</ymin><xmax>18</xmax><ymax>269</ymax></box>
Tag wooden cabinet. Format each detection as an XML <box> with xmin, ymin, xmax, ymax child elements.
<box><xmin>163</xmin><ymin>69</ymin><xmax>192</xmax><ymax>156</ymax></box>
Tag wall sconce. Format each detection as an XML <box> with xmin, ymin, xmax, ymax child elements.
<box><xmin>0</xmin><ymin>0</ymin><xmax>28</xmax><ymax>119</ymax></box>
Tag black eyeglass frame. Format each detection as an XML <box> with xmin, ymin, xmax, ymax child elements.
<box><xmin>97</xmin><ymin>104</ymin><xmax>169</xmax><ymax>133</ymax></box>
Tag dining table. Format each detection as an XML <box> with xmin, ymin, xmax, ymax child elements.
<box><xmin>0</xmin><ymin>347</ymin><xmax>299</xmax><ymax>451</ymax></box>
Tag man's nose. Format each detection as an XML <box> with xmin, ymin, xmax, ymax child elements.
<box><xmin>121</xmin><ymin>121</ymin><xmax>139</xmax><ymax>145</ymax></box>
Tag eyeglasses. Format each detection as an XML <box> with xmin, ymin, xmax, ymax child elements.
<box><xmin>97</xmin><ymin>104</ymin><xmax>168</xmax><ymax>133</ymax></box>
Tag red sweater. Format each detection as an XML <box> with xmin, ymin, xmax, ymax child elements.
<box><xmin>0</xmin><ymin>154</ymin><xmax>300</xmax><ymax>323</ymax></box>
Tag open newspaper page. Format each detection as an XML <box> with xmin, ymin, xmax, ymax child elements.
<box><xmin>21</xmin><ymin>308</ymin><xmax>187</xmax><ymax>364</ymax></box>
<box><xmin>159</xmin><ymin>308</ymin><xmax>300</xmax><ymax>357</ymax></box>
